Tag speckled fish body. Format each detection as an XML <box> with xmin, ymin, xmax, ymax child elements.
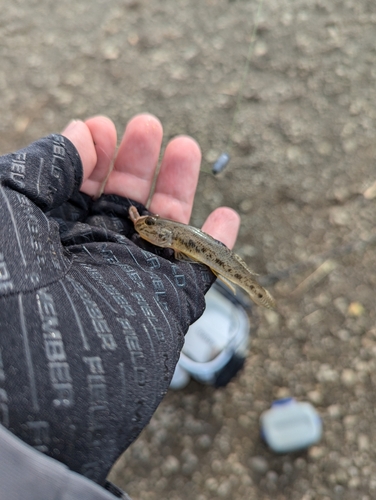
<box><xmin>129</xmin><ymin>206</ymin><xmax>275</xmax><ymax>309</ymax></box>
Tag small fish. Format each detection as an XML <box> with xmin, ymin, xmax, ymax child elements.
<box><xmin>129</xmin><ymin>206</ymin><xmax>275</xmax><ymax>309</ymax></box>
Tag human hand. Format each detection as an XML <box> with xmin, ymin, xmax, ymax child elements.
<box><xmin>0</xmin><ymin>114</ymin><xmax>239</xmax><ymax>486</ymax></box>
<box><xmin>62</xmin><ymin>114</ymin><xmax>240</xmax><ymax>247</ymax></box>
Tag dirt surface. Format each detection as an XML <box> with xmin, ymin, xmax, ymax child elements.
<box><xmin>2</xmin><ymin>0</ymin><xmax>376</xmax><ymax>498</ymax></box>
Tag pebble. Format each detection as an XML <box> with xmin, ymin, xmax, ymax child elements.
<box><xmin>316</xmin><ymin>364</ymin><xmax>339</xmax><ymax>383</ymax></box>
<box><xmin>308</xmin><ymin>446</ymin><xmax>326</xmax><ymax>460</ymax></box>
<box><xmin>341</xmin><ymin>369</ymin><xmax>357</xmax><ymax>387</ymax></box>
<box><xmin>239</xmin><ymin>200</ymin><xmax>253</xmax><ymax>213</ymax></box>
<box><xmin>337</xmin><ymin>329</ymin><xmax>351</xmax><ymax>341</ymax></box>
<box><xmin>196</xmin><ymin>434</ymin><xmax>212</xmax><ymax>450</ymax></box>
<box><xmin>238</xmin><ymin>243</ymin><xmax>258</xmax><ymax>258</ymax></box>
<box><xmin>329</xmin><ymin>207</ymin><xmax>350</xmax><ymax>226</ymax></box>
<box><xmin>308</xmin><ymin>389</ymin><xmax>323</xmax><ymax>404</ymax></box>
<box><xmin>250</xmin><ymin>456</ymin><xmax>269</xmax><ymax>474</ymax></box>
<box><xmin>254</xmin><ymin>40</ymin><xmax>268</xmax><ymax>57</ymax></box>
<box><xmin>347</xmin><ymin>301</ymin><xmax>365</xmax><ymax>317</ymax></box>
<box><xmin>100</xmin><ymin>41</ymin><xmax>120</xmax><ymax>60</ymax></box>
<box><xmin>358</xmin><ymin>434</ymin><xmax>369</xmax><ymax>451</ymax></box>
<box><xmin>205</xmin><ymin>477</ymin><xmax>218</xmax><ymax>492</ymax></box>
<box><xmin>161</xmin><ymin>455</ymin><xmax>180</xmax><ymax>475</ymax></box>
<box><xmin>181</xmin><ymin>450</ymin><xmax>198</xmax><ymax>475</ymax></box>
<box><xmin>204</xmin><ymin>149</ymin><xmax>219</xmax><ymax>164</ymax></box>
<box><xmin>316</xmin><ymin>140</ymin><xmax>333</xmax><ymax>156</ymax></box>
<box><xmin>263</xmin><ymin>309</ymin><xmax>280</xmax><ymax>328</ymax></box>
<box><xmin>327</xmin><ymin>404</ymin><xmax>342</xmax><ymax>418</ymax></box>
<box><xmin>217</xmin><ymin>479</ymin><xmax>232</xmax><ymax>498</ymax></box>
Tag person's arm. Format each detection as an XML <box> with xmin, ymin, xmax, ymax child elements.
<box><xmin>0</xmin><ymin>114</ymin><xmax>240</xmax><ymax>496</ymax></box>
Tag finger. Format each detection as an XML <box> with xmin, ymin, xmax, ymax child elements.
<box><xmin>149</xmin><ymin>136</ymin><xmax>201</xmax><ymax>223</ymax></box>
<box><xmin>81</xmin><ymin>116</ymin><xmax>117</xmax><ymax>197</ymax></box>
<box><xmin>103</xmin><ymin>114</ymin><xmax>163</xmax><ymax>203</ymax></box>
<box><xmin>61</xmin><ymin>120</ymin><xmax>98</xmax><ymax>183</ymax></box>
<box><xmin>201</xmin><ymin>207</ymin><xmax>240</xmax><ymax>250</ymax></box>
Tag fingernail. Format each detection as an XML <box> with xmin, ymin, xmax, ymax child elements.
<box><xmin>62</xmin><ymin>119</ymin><xmax>80</xmax><ymax>134</ymax></box>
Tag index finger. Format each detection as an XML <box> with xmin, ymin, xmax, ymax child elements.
<box><xmin>103</xmin><ymin>114</ymin><xmax>164</xmax><ymax>204</ymax></box>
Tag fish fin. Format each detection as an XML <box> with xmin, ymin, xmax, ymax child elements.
<box><xmin>174</xmin><ymin>250</ymin><xmax>196</xmax><ymax>263</ymax></box>
<box><xmin>233</xmin><ymin>253</ymin><xmax>259</xmax><ymax>276</ymax></box>
<box><xmin>215</xmin><ymin>273</ymin><xmax>237</xmax><ymax>295</ymax></box>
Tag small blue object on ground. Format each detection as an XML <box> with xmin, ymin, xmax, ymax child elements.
<box><xmin>260</xmin><ymin>398</ymin><xmax>323</xmax><ymax>453</ymax></box>
<box><xmin>212</xmin><ymin>152</ymin><xmax>230</xmax><ymax>174</ymax></box>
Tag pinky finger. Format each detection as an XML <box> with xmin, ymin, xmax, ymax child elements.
<box><xmin>201</xmin><ymin>207</ymin><xmax>240</xmax><ymax>250</ymax></box>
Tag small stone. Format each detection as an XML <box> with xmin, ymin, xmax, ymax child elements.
<box><xmin>263</xmin><ymin>309</ymin><xmax>280</xmax><ymax>328</ymax></box>
<box><xmin>327</xmin><ymin>404</ymin><xmax>342</xmax><ymax>419</ymax></box>
<box><xmin>161</xmin><ymin>455</ymin><xmax>180</xmax><ymax>475</ymax></box>
<box><xmin>337</xmin><ymin>329</ymin><xmax>351</xmax><ymax>341</ymax></box>
<box><xmin>101</xmin><ymin>41</ymin><xmax>120</xmax><ymax>60</ymax></box>
<box><xmin>308</xmin><ymin>389</ymin><xmax>323</xmax><ymax>404</ymax></box>
<box><xmin>357</xmin><ymin>434</ymin><xmax>369</xmax><ymax>451</ymax></box>
<box><xmin>196</xmin><ymin>434</ymin><xmax>212</xmax><ymax>450</ymax></box>
<box><xmin>205</xmin><ymin>477</ymin><xmax>218</xmax><ymax>492</ymax></box>
<box><xmin>308</xmin><ymin>446</ymin><xmax>325</xmax><ymax>460</ymax></box>
<box><xmin>294</xmin><ymin>457</ymin><xmax>307</xmax><ymax>470</ymax></box>
<box><xmin>183</xmin><ymin>46</ymin><xmax>199</xmax><ymax>61</ymax></box>
<box><xmin>316</xmin><ymin>141</ymin><xmax>332</xmax><ymax>156</ymax></box>
<box><xmin>286</xmin><ymin>145</ymin><xmax>302</xmax><ymax>161</ymax></box>
<box><xmin>205</xmin><ymin>149</ymin><xmax>218</xmax><ymax>163</ymax></box>
<box><xmin>14</xmin><ymin>116</ymin><xmax>30</xmax><ymax>133</ymax></box>
<box><xmin>348</xmin><ymin>477</ymin><xmax>360</xmax><ymax>488</ymax></box>
<box><xmin>276</xmin><ymin>387</ymin><xmax>290</xmax><ymax>399</ymax></box>
<box><xmin>254</xmin><ymin>40</ymin><xmax>268</xmax><ymax>57</ymax></box>
<box><xmin>363</xmin><ymin>181</ymin><xmax>376</xmax><ymax>199</ymax></box>
<box><xmin>332</xmin><ymin>186</ymin><xmax>351</xmax><ymax>203</ymax></box>
<box><xmin>181</xmin><ymin>452</ymin><xmax>198</xmax><ymax>475</ymax></box>
<box><xmin>282</xmin><ymin>462</ymin><xmax>293</xmax><ymax>474</ymax></box>
<box><xmin>266</xmin><ymin>470</ymin><xmax>278</xmax><ymax>490</ymax></box>
<box><xmin>127</xmin><ymin>33</ymin><xmax>139</xmax><ymax>46</ymax></box>
<box><xmin>329</xmin><ymin>207</ymin><xmax>350</xmax><ymax>226</ymax></box>
<box><xmin>239</xmin><ymin>199</ymin><xmax>254</xmax><ymax>213</ymax></box>
<box><xmin>316</xmin><ymin>364</ymin><xmax>339</xmax><ymax>383</ymax></box>
<box><xmin>335</xmin><ymin>469</ymin><xmax>348</xmax><ymax>485</ymax></box>
<box><xmin>238</xmin><ymin>243</ymin><xmax>257</xmax><ymax>257</ymax></box>
<box><xmin>238</xmin><ymin>414</ymin><xmax>251</xmax><ymax>429</ymax></box>
<box><xmin>347</xmin><ymin>302</ymin><xmax>365</xmax><ymax>317</ymax></box>
<box><xmin>341</xmin><ymin>369</ymin><xmax>357</xmax><ymax>387</ymax></box>
<box><xmin>217</xmin><ymin>480</ymin><xmax>232</xmax><ymax>498</ymax></box>
<box><xmin>342</xmin><ymin>138</ymin><xmax>357</xmax><ymax>153</ymax></box>
<box><xmin>344</xmin><ymin>415</ymin><xmax>357</xmax><ymax>427</ymax></box>
<box><xmin>250</xmin><ymin>456</ymin><xmax>269</xmax><ymax>474</ymax></box>
<box><xmin>333</xmin><ymin>297</ymin><xmax>348</xmax><ymax>315</ymax></box>
<box><xmin>211</xmin><ymin>460</ymin><xmax>222</xmax><ymax>473</ymax></box>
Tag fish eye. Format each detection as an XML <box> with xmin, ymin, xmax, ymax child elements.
<box><xmin>145</xmin><ymin>217</ymin><xmax>156</xmax><ymax>226</ymax></box>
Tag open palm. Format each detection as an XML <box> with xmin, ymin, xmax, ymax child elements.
<box><xmin>62</xmin><ymin>113</ymin><xmax>240</xmax><ymax>249</ymax></box>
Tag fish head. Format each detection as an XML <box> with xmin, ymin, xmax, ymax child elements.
<box><xmin>133</xmin><ymin>215</ymin><xmax>174</xmax><ymax>247</ymax></box>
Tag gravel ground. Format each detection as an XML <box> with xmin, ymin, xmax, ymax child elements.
<box><xmin>2</xmin><ymin>0</ymin><xmax>376</xmax><ymax>498</ymax></box>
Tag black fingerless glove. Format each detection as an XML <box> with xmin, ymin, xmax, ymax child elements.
<box><xmin>0</xmin><ymin>135</ymin><xmax>214</xmax><ymax>485</ymax></box>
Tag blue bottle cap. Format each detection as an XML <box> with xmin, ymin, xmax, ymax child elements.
<box><xmin>212</xmin><ymin>152</ymin><xmax>230</xmax><ymax>174</ymax></box>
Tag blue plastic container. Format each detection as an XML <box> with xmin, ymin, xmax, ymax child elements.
<box><xmin>260</xmin><ymin>398</ymin><xmax>323</xmax><ymax>453</ymax></box>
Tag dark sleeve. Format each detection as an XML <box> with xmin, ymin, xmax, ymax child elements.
<box><xmin>0</xmin><ymin>135</ymin><xmax>215</xmax><ymax>487</ymax></box>
<box><xmin>0</xmin><ymin>424</ymin><xmax>131</xmax><ymax>500</ymax></box>
<box><xmin>0</xmin><ymin>134</ymin><xmax>82</xmax><ymax>211</ymax></box>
